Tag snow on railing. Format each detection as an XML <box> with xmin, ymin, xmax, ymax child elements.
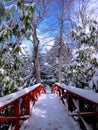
<box><xmin>51</xmin><ymin>83</ymin><xmax>98</xmax><ymax>130</ymax></box>
<box><xmin>0</xmin><ymin>83</ymin><xmax>46</xmax><ymax>130</ymax></box>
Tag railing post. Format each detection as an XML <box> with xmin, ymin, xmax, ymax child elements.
<box><xmin>25</xmin><ymin>94</ymin><xmax>30</xmax><ymax>116</ymax></box>
<box><xmin>67</xmin><ymin>93</ymin><xmax>73</xmax><ymax>115</ymax></box>
<box><xmin>14</xmin><ymin>100</ymin><xmax>20</xmax><ymax>130</ymax></box>
<box><xmin>67</xmin><ymin>93</ymin><xmax>70</xmax><ymax>114</ymax></box>
<box><xmin>36</xmin><ymin>89</ymin><xmax>39</xmax><ymax>99</ymax></box>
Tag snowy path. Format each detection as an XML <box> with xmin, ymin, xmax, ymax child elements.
<box><xmin>21</xmin><ymin>90</ymin><xmax>79</xmax><ymax>130</ymax></box>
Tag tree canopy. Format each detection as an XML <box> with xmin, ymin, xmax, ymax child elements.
<box><xmin>0</xmin><ymin>0</ymin><xmax>98</xmax><ymax>97</ymax></box>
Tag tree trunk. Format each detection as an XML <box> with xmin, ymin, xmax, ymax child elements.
<box><xmin>58</xmin><ymin>0</ymin><xmax>65</xmax><ymax>83</ymax></box>
<box><xmin>33</xmin><ymin>25</ymin><xmax>41</xmax><ymax>83</ymax></box>
<box><xmin>31</xmin><ymin>0</ymin><xmax>50</xmax><ymax>84</ymax></box>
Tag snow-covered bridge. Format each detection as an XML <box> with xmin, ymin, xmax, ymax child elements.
<box><xmin>0</xmin><ymin>83</ymin><xmax>98</xmax><ymax>130</ymax></box>
<box><xmin>20</xmin><ymin>90</ymin><xmax>79</xmax><ymax>130</ymax></box>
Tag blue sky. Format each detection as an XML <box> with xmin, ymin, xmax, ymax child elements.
<box><xmin>18</xmin><ymin>0</ymin><xmax>98</xmax><ymax>54</ymax></box>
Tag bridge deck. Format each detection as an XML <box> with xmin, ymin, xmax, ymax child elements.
<box><xmin>21</xmin><ymin>90</ymin><xmax>79</xmax><ymax>130</ymax></box>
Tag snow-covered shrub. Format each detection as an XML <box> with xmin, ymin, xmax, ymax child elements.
<box><xmin>89</xmin><ymin>68</ymin><xmax>98</xmax><ymax>92</ymax></box>
<box><xmin>64</xmin><ymin>46</ymin><xmax>98</xmax><ymax>88</ymax></box>
<box><xmin>0</xmin><ymin>43</ymin><xmax>34</xmax><ymax>96</ymax></box>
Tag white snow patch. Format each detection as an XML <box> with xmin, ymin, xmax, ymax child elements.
<box><xmin>89</xmin><ymin>68</ymin><xmax>98</xmax><ymax>90</ymax></box>
<box><xmin>24</xmin><ymin>3</ymin><xmax>35</xmax><ymax>7</ymax></box>
<box><xmin>0</xmin><ymin>68</ymin><xmax>5</xmax><ymax>74</ymax></box>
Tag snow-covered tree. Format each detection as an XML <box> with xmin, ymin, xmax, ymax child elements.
<box><xmin>0</xmin><ymin>43</ymin><xmax>33</xmax><ymax>96</ymax></box>
<box><xmin>0</xmin><ymin>0</ymin><xmax>35</xmax><ymax>96</ymax></box>
<box><xmin>71</xmin><ymin>20</ymin><xmax>98</xmax><ymax>48</ymax></box>
<box><xmin>64</xmin><ymin>46</ymin><xmax>98</xmax><ymax>88</ymax></box>
<box><xmin>65</xmin><ymin>20</ymin><xmax>98</xmax><ymax>88</ymax></box>
<box><xmin>42</xmin><ymin>35</ymin><xmax>72</xmax><ymax>86</ymax></box>
<box><xmin>0</xmin><ymin>0</ymin><xmax>35</xmax><ymax>67</ymax></box>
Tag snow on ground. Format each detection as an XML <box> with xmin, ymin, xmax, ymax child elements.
<box><xmin>21</xmin><ymin>89</ymin><xmax>79</xmax><ymax>130</ymax></box>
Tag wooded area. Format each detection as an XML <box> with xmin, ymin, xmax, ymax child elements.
<box><xmin>0</xmin><ymin>0</ymin><xmax>98</xmax><ymax>97</ymax></box>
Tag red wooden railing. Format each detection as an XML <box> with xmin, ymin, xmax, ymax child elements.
<box><xmin>0</xmin><ymin>83</ymin><xmax>46</xmax><ymax>130</ymax></box>
<box><xmin>51</xmin><ymin>83</ymin><xmax>98</xmax><ymax>130</ymax></box>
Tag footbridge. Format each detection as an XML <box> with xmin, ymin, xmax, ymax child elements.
<box><xmin>0</xmin><ymin>83</ymin><xmax>98</xmax><ymax>130</ymax></box>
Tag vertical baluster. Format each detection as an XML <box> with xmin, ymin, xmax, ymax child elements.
<box><xmin>25</xmin><ymin>94</ymin><xmax>30</xmax><ymax>116</ymax></box>
<box><xmin>14</xmin><ymin>100</ymin><xmax>20</xmax><ymax>130</ymax></box>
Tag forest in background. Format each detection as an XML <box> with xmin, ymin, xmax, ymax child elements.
<box><xmin>0</xmin><ymin>0</ymin><xmax>98</xmax><ymax>97</ymax></box>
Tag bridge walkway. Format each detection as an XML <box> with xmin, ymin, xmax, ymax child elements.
<box><xmin>21</xmin><ymin>89</ymin><xmax>79</xmax><ymax>130</ymax></box>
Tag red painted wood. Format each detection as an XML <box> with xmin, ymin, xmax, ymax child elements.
<box><xmin>52</xmin><ymin>83</ymin><xmax>98</xmax><ymax>130</ymax></box>
<box><xmin>0</xmin><ymin>83</ymin><xmax>46</xmax><ymax>130</ymax></box>
<box><xmin>69</xmin><ymin>112</ymin><xmax>98</xmax><ymax>116</ymax></box>
<box><xmin>25</xmin><ymin>94</ymin><xmax>30</xmax><ymax>115</ymax></box>
<box><xmin>0</xmin><ymin>116</ymin><xmax>29</xmax><ymax>121</ymax></box>
<box><xmin>14</xmin><ymin>100</ymin><xmax>20</xmax><ymax>130</ymax></box>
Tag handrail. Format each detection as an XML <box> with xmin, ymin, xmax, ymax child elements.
<box><xmin>51</xmin><ymin>83</ymin><xmax>98</xmax><ymax>130</ymax></box>
<box><xmin>0</xmin><ymin>83</ymin><xmax>46</xmax><ymax>130</ymax></box>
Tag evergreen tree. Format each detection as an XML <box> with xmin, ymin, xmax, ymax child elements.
<box><xmin>65</xmin><ymin>20</ymin><xmax>98</xmax><ymax>88</ymax></box>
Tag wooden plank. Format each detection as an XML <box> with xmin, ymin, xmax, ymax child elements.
<box><xmin>69</xmin><ymin>112</ymin><xmax>98</xmax><ymax>117</ymax></box>
<box><xmin>0</xmin><ymin>83</ymin><xmax>41</xmax><ymax>101</ymax></box>
<box><xmin>0</xmin><ymin>83</ymin><xmax>44</xmax><ymax>109</ymax></box>
<box><xmin>0</xmin><ymin>115</ymin><xmax>30</xmax><ymax>121</ymax></box>
<box><xmin>55</xmin><ymin>83</ymin><xmax>98</xmax><ymax>106</ymax></box>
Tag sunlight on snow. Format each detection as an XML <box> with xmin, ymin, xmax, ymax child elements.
<box><xmin>33</xmin><ymin>107</ymin><xmax>46</xmax><ymax>118</ymax></box>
